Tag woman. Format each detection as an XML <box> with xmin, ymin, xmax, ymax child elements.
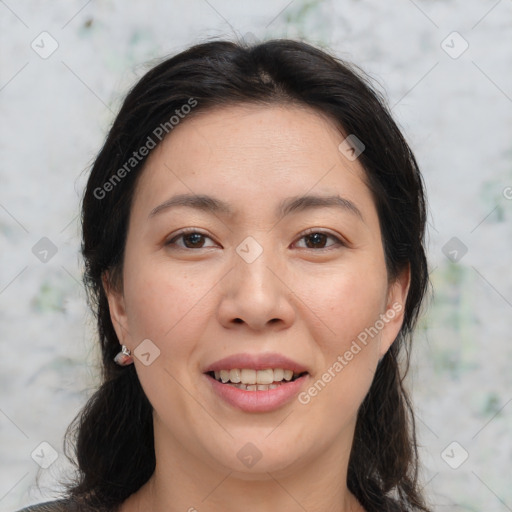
<box><xmin>18</xmin><ymin>38</ymin><xmax>431</xmax><ymax>512</ymax></box>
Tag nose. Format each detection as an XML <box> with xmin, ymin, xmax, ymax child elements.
<box><xmin>217</xmin><ymin>241</ymin><xmax>296</xmax><ymax>331</ymax></box>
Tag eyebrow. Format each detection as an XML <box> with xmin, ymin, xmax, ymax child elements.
<box><xmin>148</xmin><ymin>193</ymin><xmax>363</xmax><ymax>221</ymax></box>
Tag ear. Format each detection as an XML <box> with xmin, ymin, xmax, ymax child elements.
<box><xmin>102</xmin><ymin>270</ymin><xmax>132</xmax><ymax>349</ymax></box>
<box><xmin>378</xmin><ymin>264</ymin><xmax>411</xmax><ymax>358</ymax></box>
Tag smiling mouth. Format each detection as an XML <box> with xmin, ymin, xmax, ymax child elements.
<box><xmin>206</xmin><ymin>368</ymin><xmax>308</xmax><ymax>391</ymax></box>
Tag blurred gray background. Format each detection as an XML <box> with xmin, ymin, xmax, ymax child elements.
<box><xmin>1</xmin><ymin>1</ymin><xmax>511</xmax><ymax>510</ymax></box>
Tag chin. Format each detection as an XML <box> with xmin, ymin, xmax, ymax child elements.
<box><xmin>205</xmin><ymin>438</ymin><xmax>310</xmax><ymax>480</ymax></box>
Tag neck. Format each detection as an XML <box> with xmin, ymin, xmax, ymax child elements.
<box><xmin>124</xmin><ymin>415</ymin><xmax>364</xmax><ymax>512</ymax></box>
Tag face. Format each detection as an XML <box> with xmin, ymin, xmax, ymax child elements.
<box><xmin>105</xmin><ymin>104</ymin><xmax>409</xmax><ymax>478</ymax></box>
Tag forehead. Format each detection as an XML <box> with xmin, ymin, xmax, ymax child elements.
<box><xmin>131</xmin><ymin>103</ymin><xmax>373</xmax><ymax>220</ymax></box>
<box><xmin>151</xmin><ymin>103</ymin><xmax>349</xmax><ymax>169</ymax></box>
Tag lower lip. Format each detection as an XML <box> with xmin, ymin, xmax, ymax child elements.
<box><xmin>204</xmin><ymin>373</ymin><xmax>309</xmax><ymax>413</ymax></box>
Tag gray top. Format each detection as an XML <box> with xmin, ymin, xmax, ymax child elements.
<box><xmin>15</xmin><ymin>499</ymin><xmax>105</xmax><ymax>512</ymax></box>
<box><xmin>15</xmin><ymin>501</ymin><xmax>68</xmax><ymax>511</ymax></box>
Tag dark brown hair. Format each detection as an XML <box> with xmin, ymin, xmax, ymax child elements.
<box><xmin>63</xmin><ymin>38</ymin><xmax>431</xmax><ymax>512</ymax></box>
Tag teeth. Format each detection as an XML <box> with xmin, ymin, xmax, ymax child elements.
<box><xmin>232</xmin><ymin>383</ymin><xmax>282</xmax><ymax>391</ymax></box>
<box><xmin>241</xmin><ymin>369</ymin><xmax>257</xmax><ymax>385</ymax></box>
<box><xmin>229</xmin><ymin>369</ymin><xmax>241</xmax><ymax>383</ymax></box>
<box><xmin>273</xmin><ymin>368</ymin><xmax>284</xmax><ymax>381</ymax></box>
<box><xmin>211</xmin><ymin>368</ymin><xmax>303</xmax><ymax>385</ymax></box>
<box><xmin>256</xmin><ymin>369</ymin><xmax>274</xmax><ymax>384</ymax></box>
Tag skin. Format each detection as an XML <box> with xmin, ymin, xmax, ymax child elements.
<box><xmin>104</xmin><ymin>103</ymin><xmax>410</xmax><ymax>512</ymax></box>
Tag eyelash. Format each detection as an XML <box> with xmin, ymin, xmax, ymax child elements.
<box><xmin>165</xmin><ymin>227</ymin><xmax>346</xmax><ymax>251</ymax></box>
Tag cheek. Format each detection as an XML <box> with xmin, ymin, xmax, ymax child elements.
<box><xmin>297</xmin><ymin>264</ymin><xmax>388</xmax><ymax>407</ymax></box>
<box><xmin>122</xmin><ymin>260</ymin><xmax>215</xmax><ymax>410</ymax></box>
<box><xmin>305</xmin><ymin>263</ymin><xmax>388</xmax><ymax>345</ymax></box>
<box><xmin>122</xmin><ymin>257</ymin><xmax>213</xmax><ymax>348</ymax></box>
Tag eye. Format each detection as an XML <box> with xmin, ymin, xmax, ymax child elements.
<box><xmin>165</xmin><ymin>229</ymin><xmax>217</xmax><ymax>249</ymax></box>
<box><xmin>294</xmin><ymin>230</ymin><xmax>345</xmax><ymax>250</ymax></box>
<box><xmin>165</xmin><ymin>228</ymin><xmax>345</xmax><ymax>251</ymax></box>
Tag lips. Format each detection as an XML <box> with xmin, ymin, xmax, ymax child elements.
<box><xmin>203</xmin><ymin>352</ymin><xmax>310</xmax><ymax>412</ymax></box>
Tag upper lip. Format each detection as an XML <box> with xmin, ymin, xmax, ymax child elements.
<box><xmin>203</xmin><ymin>352</ymin><xmax>309</xmax><ymax>374</ymax></box>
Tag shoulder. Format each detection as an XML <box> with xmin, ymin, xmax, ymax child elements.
<box><xmin>14</xmin><ymin>498</ymin><xmax>87</xmax><ymax>512</ymax></box>
<box><xmin>15</xmin><ymin>500</ymin><xmax>64</xmax><ymax>511</ymax></box>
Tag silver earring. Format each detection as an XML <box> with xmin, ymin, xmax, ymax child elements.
<box><xmin>114</xmin><ymin>345</ymin><xmax>133</xmax><ymax>366</ymax></box>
